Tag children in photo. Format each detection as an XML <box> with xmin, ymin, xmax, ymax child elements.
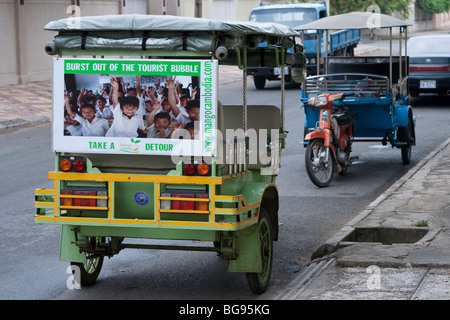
<box><xmin>174</xmin><ymin>99</ymin><xmax>200</xmax><ymax>127</ymax></box>
<box><xmin>106</xmin><ymin>76</ymin><xmax>147</xmax><ymax>138</ymax></box>
<box><xmin>64</xmin><ymin>110</ymin><xmax>82</xmax><ymax>136</ymax></box>
<box><xmin>95</xmin><ymin>96</ymin><xmax>113</xmax><ymax>120</ymax></box>
<box><xmin>146</xmin><ymin>101</ymin><xmax>172</xmax><ymax>138</ymax></box>
<box><xmin>64</xmin><ymin>94</ymin><xmax>109</xmax><ymax>136</ymax></box>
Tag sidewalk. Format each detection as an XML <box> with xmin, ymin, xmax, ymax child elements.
<box><xmin>0</xmin><ymin>81</ymin><xmax>52</xmax><ymax>130</ymax></box>
<box><xmin>272</xmin><ymin>137</ymin><xmax>450</xmax><ymax>300</ymax></box>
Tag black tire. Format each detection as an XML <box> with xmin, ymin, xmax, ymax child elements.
<box><xmin>401</xmin><ymin>145</ymin><xmax>411</xmax><ymax>165</ymax></box>
<box><xmin>246</xmin><ymin>208</ymin><xmax>273</xmax><ymax>294</ymax></box>
<box><xmin>338</xmin><ymin>163</ymin><xmax>348</xmax><ymax>176</ymax></box>
<box><xmin>70</xmin><ymin>256</ymin><xmax>103</xmax><ymax>286</ymax></box>
<box><xmin>253</xmin><ymin>76</ymin><xmax>266</xmax><ymax>90</ymax></box>
<box><xmin>305</xmin><ymin>139</ymin><xmax>334</xmax><ymax>187</ymax></box>
<box><xmin>70</xmin><ymin>237</ymin><xmax>104</xmax><ymax>286</ymax></box>
<box><xmin>398</xmin><ymin>117</ymin><xmax>413</xmax><ymax>165</ymax></box>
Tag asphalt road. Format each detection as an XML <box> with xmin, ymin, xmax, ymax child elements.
<box><xmin>0</xmin><ymin>78</ymin><xmax>449</xmax><ymax>300</ymax></box>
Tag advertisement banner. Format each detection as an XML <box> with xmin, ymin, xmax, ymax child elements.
<box><xmin>53</xmin><ymin>58</ymin><xmax>217</xmax><ymax>157</ymax></box>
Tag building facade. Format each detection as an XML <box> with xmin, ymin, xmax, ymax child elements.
<box><xmin>0</xmin><ymin>0</ymin><xmax>448</xmax><ymax>87</ymax></box>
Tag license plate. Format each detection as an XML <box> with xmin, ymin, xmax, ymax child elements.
<box><xmin>420</xmin><ymin>80</ymin><xmax>436</xmax><ymax>89</ymax></box>
<box><xmin>274</xmin><ymin>67</ymin><xmax>289</xmax><ymax>75</ymax></box>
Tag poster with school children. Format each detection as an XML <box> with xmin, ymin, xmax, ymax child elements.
<box><xmin>52</xmin><ymin>58</ymin><xmax>217</xmax><ymax>157</ymax></box>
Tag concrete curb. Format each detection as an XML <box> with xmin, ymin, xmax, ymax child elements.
<box><xmin>0</xmin><ymin>117</ymin><xmax>51</xmax><ymax>131</ymax></box>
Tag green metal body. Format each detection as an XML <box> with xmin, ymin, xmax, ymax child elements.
<box><xmin>35</xmin><ymin>14</ymin><xmax>305</xmax><ymax>281</ymax></box>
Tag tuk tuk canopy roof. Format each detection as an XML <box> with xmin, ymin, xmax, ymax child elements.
<box><xmin>294</xmin><ymin>12</ymin><xmax>411</xmax><ymax>30</ymax></box>
<box><xmin>44</xmin><ymin>14</ymin><xmax>302</xmax><ymax>67</ymax></box>
<box><xmin>44</xmin><ymin>14</ymin><xmax>300</xmax><ymax>37</ymax></box>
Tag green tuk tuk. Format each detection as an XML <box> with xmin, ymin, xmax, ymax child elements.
<box><xmin>35</xmin><ymin>14</ymin><xmax>305</xmax><ymax>294</ymax></box>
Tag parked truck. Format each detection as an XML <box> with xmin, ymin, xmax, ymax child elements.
<box><xmin>248</xmin><ymin>1</ymin><xmax>360</xmax><ymax>89</ymax></box>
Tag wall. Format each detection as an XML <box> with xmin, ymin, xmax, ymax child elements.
<box><xmin>0</xmin><ymin>0</ymin><xmax>126</xmax><ymax>87</ymax></box>
<box><xmin>434</xmin><ymin>10</ymin><xmax>450</xmax><ymax>29</ymax></box>
<box><xmin>0</xmin><ymin>0</ymin><xmax>181</xmax><ymax>87</ymax></box>
<box><xmin>4</xmin><ymin>0</ymin><xmax>444</xmax><ymax>87</ymax></box>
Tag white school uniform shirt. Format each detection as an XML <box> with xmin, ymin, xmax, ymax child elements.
<box><xmin>66</xmin><ymin>124</ymin><xmax>82</xmax><ymax>136</ymax></box>
<box><xmin>174</xmin><ymin>111</ymin><xmax>192</xmax><ymax>127</ymax></box>
<box><xmin>72</xmin><ymin>113</ymin><xmax>109</xmax><ymax>136</ymax></box>
<box><xmin>95</xmin><ymin>105</ymin><xmax>113</xmax><ymax>119</ymax></box>
<box><xmin>147</xmin><ymin>124</ymin><xmax>171</xmax><ymax>138</ymax></box>
<box><xmin>136</xmin><ymin>94</ymin><xmax>147</xmax><ymax>118</ymax></box>
<box><xmin>106</xmin><ymin>104</ymin><xmax>145</xmax><ymax>138</ymax></box>
<box><xmin>154</xmin><ymin>103</ymin><xmax>186</xmax><ymax>123</ymax></box>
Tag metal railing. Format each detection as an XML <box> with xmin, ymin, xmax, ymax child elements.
<box><xmin>305</xmin><ymin>73</ymin><xmax>390</xmax><ymax>97</ymax></box>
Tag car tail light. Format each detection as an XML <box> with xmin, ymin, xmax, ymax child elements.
<box><xmin>160</xmin><ymin>191</ymin><xmax>209</xmax><ymax>212</ymax></box>
<box><xmin>197</xmin><ymin>163</ymin><xmax>210</xmax><ymax>176</ymax></box>
<box><xmin>59</xmin><ymin>156</ymin><xmax>87</xmax><ymax>173</ymax></box>
<box><xmin>410</xmin><ymin>64</ymin><xmax>450</xmax><ymax>72</ymax></box>
<box><xmin>73</xmin><ymin>191</ymin><xmax>96</xmax><ymax>207</ymax></box>
<box><xmin>73</xmin><ymin>159</ymin><xmax>85</xmax><ymax>172</ymax></box>
<box><xmin>160</xmin><ymin>192</ymin><xmax>172</xmax><ymax>210</ymax></box>
<box><xmin>182</xmin><ymin>163</ymin><xmax>196</xmax><ymax>175</ymax></box>
<box><xmin>172</xmin><ymin>193</ymin><xmax>195</xmax><ymax>210</ymax></box>
<box><xmin>182</xmin><ymin>162</ymin><xmax>211</xmax><ymax>176</ymax></box>
<box><xmin>97</xmin><ymin>190</ymin><xmax>108</xmax><ymax>207</ymax></box>
<box><xmin>59</xmin><ymin>159</ymin><xmax>72</xmax><ymax>171</ymax></box>
<box><xmin>60</xmin><ymin>189</ymin><xmax>73</xmax><ymax>207</ymax></box>
<box><xmin>195</xmin><ymin>193</ymin><xmax>209</xmax><ymax>211</ymax></box>
<box><xmin>60</xmin><ymin>188</ymin><xmax>108</xmax><ymax>209</ymax></box>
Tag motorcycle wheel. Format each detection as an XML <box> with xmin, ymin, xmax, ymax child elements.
<box><xmin>305</xmin><ymin>139</ymin><xmax>334</xmax><ymax>187</ymax></box>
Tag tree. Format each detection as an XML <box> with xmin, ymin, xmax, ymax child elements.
<box><xmin>328</xmin><ymin>0</ymin><xmax>412</xmax><ymax>19</ymax></box>
<box><xmin>417</xmin><ymin>0</ymin><xmax>450</xmax><ymax>14</ymax></box>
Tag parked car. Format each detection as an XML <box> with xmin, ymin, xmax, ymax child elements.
<box><xmin>408</xmin><ymin>35</ymin><xmax>450</xmax><ymax>97</ymax></box>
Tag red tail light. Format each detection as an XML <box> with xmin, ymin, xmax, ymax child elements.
<box><xmin>59</xmin><ymin>156</ymin><xmax>87</xmax><ymax>173</ymax></box>
<box><xmin>73</xmin><ymin>159</ymin><xmax>85</xmax><ymax>172</ymax></box>
<box><xmin>182</xmin><ymin>163</ymin><xmax>196</xmax><ymax>175</ymax></box>
<box><xmin>60</xmin><ymin>188</ymin><xmax>108</xmax><ymax>209</ymax></box>
<box><xmin>172</xmin><ymin>194</ymin><xmax>195</xmax><ymax>210</ymax></box>
<box><xmin>410</xmin><ymin>64</ymin><xmax>450</xmax><ymax>72</ymax></box>
<box><xmin>73</xmin><ymin>191</ymin><xmax>96</xmax><ymax>207</ymax></box>
<box><xmin>160</xmin><ymin>191</ymin><xmax>209</xmax><ymax>212</ymax></box>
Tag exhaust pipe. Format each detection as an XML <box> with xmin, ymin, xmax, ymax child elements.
<box><xmin>447</xmin><ymin>90</ymin><xmax>450</xmax><ymax>96</ymax></box>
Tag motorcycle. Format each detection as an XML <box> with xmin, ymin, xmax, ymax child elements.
<box><xmin>304</xmin><ymin>93</ymin><xmax>357</xmax><ymax>187</ymax></box>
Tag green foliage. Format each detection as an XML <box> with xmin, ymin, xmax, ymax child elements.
<box><xmin>328</xmin><ymin>0</ymin><xmax>412</xmax><ymax>19</ymax></box>
<box><xmin>414</xmin><ymin>220</ymin><xmax>429</xmax><ymax>227</ymax></box>
<box><xmin>418</xmin><ymin>0</ymin><xmax>450</xmax><ymax>14</ymax></box>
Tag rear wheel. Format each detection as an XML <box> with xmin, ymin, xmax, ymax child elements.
<box><xmin>246</xmin><ymin>208</ymin><xmax>273</xmax><ymax>294</ymax></box>
<box><xmin>401</xmin><ymin>144</ymin><xmax>411</xmax><ymax>164</ymax></box>
<box><xmin>398</xmin><ymin>117</ymin><xmax>413</xmax><ymax>165</ymax></box>
<box><xmin>70</xmin><ymin>255</ymin><xmax>104</xmax><ymax>286</ymax></box>
<box><xmin>70</xmin><ymin>237</ymin><xmax>104</xmax><ymax>286</ymax></box>
<box><xmin>253</xmin><ymin>76</ymin><xmax>266</xmax><ymax>90</ymax></box>
<box><xmin>305</xmin><ymin>139</ymin><xmax>334</xmax><ymax>187</ymax></box>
